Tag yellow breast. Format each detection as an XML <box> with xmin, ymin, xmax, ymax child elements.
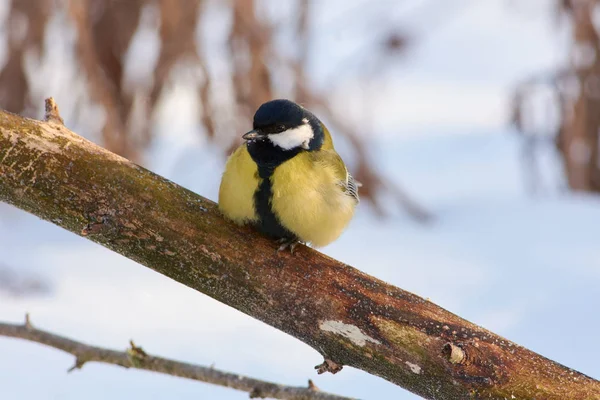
<box><xmin>270</xmin><ymin>152</ymin><xmax>356</xmax><ymax>247</ymax></box>
<box><xmin>218</xmin><ymin>145</ymin><xmax>259</xmax><ymax>224</ymax></box>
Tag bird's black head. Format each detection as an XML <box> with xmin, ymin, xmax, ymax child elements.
<box><xmin>243</xmin><ymin>99</ymin><xmax>324</xmax><ymax>152</ymax></box>
<box><xmin>253</xmin><ymin>99</ymin><xmax>304</xmax><ymax>133</ymax></box>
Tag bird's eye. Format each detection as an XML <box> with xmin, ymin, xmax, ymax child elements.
<box><xmin>277</xmin><ymin>124</ymin><xmax>285</xmax><ymax>132</ymax></box>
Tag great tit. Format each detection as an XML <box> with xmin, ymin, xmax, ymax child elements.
<box><xmin>218</xmin><ymin>99</ymin><xmax>359</xmax><ymax>253</ymax></box>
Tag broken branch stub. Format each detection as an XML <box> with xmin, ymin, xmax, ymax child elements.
<box><xmin>0</xmin><ymin>104</ymin><xmax>599</xmax><ymax>400</ymax></box>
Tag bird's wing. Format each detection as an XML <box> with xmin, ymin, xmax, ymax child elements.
<box><xmin>313</xmin><ymin>150</ymin><xmax>360</xmax><ymax>203</ymax></box>
<box><xmin>345</xmin><ymin>171</ymin><xmax>360</xmax><ymax>203</ymax></box>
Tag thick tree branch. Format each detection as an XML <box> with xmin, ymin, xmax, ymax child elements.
<box><xmin>0</xmin><ymin>315</ymin><xmax>352</xmax><ymax>400</ymax></box>
<box><xmin>0</xmin><ymin>103</ymin><xmax>599</xmax><ymax>400</ymax></box>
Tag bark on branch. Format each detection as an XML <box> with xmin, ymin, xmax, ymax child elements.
<box><xmin>0</xmin><ymin>314</ymin><xmax>353</xmax><ymax>400</ymax></box>
<box><xmin>0</xmin><ymin>103</ymin><xmax>598</xmax><ymax>400</ymax></box>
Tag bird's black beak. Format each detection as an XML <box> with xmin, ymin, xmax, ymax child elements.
<box><xmin>242</xmin><ymin>129</ymin><xmax>265</xmax><ymax>141</ymax></box>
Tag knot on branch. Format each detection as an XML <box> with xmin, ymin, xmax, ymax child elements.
<box><xmin>81</xmin><ymin>214</ymin><xmax>112</xmax><ymax>236</ymax></box>
<box><xmin>442</xmin><ymin>342</ymin><xmax>466</xmax><ymax>365</ymax></box>
<box><xmin>249</xmin><ymin>388</ymin><xmax>266</xmax><ymax>398</ymax></box>
<box><xmin>441</xmin><ymin>341</ymin><xmax>499</xmax><ymax>387</ymax></box>
<box><xmin>315</xmin><ymin>359</ymin><xmax>343</xmax><ymax>375</ymax></box>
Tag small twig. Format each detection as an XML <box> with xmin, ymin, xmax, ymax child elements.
<box><xmin>67</xmin><ymin>357</ymin><xmax>87</xmax><ymax>373</ymax></box>
<box><xmin>44</xmin><ymin>97</ymin><xmax>64</xmax><ymax>125</ymax></box>
<box><xmin>315</xmin><ymin>359</ymin><xmax>343</xmax><ymax>375</ymax></box>
<box><xmin>0</xmin><ymin>315</ymin><xmax>357</xmax><ymax>400</ymax></box>
<box><xmin>24</xmin><ymin>313</ymin><xmax>32</xmax><ymax>330</ymax></box>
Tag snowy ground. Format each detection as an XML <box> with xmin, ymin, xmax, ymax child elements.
<box><xmin>2</xmin><ymin>0</ymin><xmax>599</xmax><ymax>399</ymax></box>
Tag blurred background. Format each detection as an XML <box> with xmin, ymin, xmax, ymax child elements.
<box><xmin>1</xmin><ymin>0</ymin><xmax>599</xmax><ymax>399</ymax></box>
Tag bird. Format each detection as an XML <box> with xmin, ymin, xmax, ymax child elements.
<box><xmin>218</xmin><ymin>99</ymin><xmax>359</xmax><ymax>253</ymax></box>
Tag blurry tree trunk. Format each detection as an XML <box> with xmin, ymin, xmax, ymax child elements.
<box><xmin>150</xmin><ymin>0</ymin><xmax>202</xmax><ymax>109</ymax></box>
<box><xmin>88</xmin><ymin>0</ymin><xmax>146</xmax><ymax>151</ymax></box>
<box><xmin>68</xmin><ymin>0</ymin><xmax>136</xmax><ymax>160</ymax></box>
<box><xmin>0</xmin><ymin>0</ymin><xmax>52</xmax><ymax>115</ymax></box>
<box><xmin>0</xmin><ymin>103</ymin><xmax>599</xmax><ymax>400</ymax></box>
<box><xmin>229</xmin><ymin>0</ymin><xmax>274</xmax><ymax>124</ymax></box>
<box><xmin>558</xmin><ymin>0</ymin><xmax>600</xmax><ymax>191</ymax></box>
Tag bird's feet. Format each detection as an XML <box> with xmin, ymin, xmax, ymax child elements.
<box><xmin>276</xmin><ymin>238</ymin><xmax>301</xmax><ymax>254</ymax></box>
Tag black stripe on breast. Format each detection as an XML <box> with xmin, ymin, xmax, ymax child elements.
<box><xmin>247</xmin><ymin>140</ymin><xmax>300</xmax><ymax>240</ymax></box>
<box><xmin>254</xmin><ymin>166</ymin><xmax>296</xmax><ymax>240</ymax></box>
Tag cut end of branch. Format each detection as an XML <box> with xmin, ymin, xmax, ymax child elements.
<box><xmin>315</xmin><ymin>359</ymin><xmax>343</xmax><ymax>375</ymax></box>
<box><xmin>44</xmin><ymin>97</ymin><xmax>64</xmax><ymax>125</ymax></box>
<box><xmin>24</xmin><ymin>313</ymin><xmax>33</xmax><ymax>330</ymax></box>
<box><xmin>442</xmin><ymin>343</ymin><xmax>465</xmax><ymax>365</ymax></box>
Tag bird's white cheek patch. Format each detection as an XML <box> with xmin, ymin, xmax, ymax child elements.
<box><xmin>269</xmin><ymin>123</ymin><xmax>314</xmax><ymax>150</ymax></box>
